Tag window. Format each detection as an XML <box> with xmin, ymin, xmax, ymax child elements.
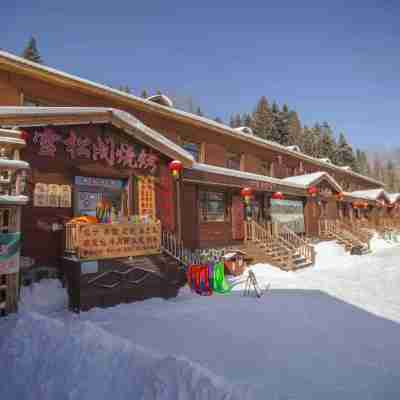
<box><xmin>199</xmin><ymin>191</ymin><xmax>226</xmax><ymax>222</ymax></box>
<box><xmin>181</xmin><ymin>140</ymin><xmax>200</xmax><ymax>161</ymax></box>
<box><xmin>226</xmin><ymin>151</ymin><xmax>241</xmax><ymax>170</ymax></box>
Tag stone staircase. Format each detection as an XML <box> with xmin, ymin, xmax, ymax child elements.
<box><xmin>244</xmin><ymin>220</ymin><xmax>315</xmax><ymax>271</ymax></box>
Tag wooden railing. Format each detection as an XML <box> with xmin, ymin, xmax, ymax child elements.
<box><xmin>339</xmin><ymin>220</ymin><xmax>371</xmax><ymax>246</ymax></box>
<box><xmin>278</xmin><ymin>224</ymin><xmax>316</xmax><ymax>265</ymax></box>
<box><xmin>318</xmin><ymin>219</ymin><xmax>339</xmax><ymax>236</ymax></box>
<box><xmin>161</xmin><ymin>230</ymin><xmax>200</xmax><ymax>266</ymax></box>
<box><xmin>244</xmin><ymin>219</ymin><xmax>273</xmax><ymax>245</ymax></box>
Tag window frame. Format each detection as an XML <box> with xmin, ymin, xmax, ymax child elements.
<box><xmin>199</xmin><ymin>190</ymin><xmax>228</xmax><ymax>223</ymax></box>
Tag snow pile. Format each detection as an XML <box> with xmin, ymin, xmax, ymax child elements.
<box><xmin>0</xmin><ymin>312</ymin><xmax>249</xmax><ymax>400</ymax></box>
<box><xmin>19</xmin><ymin>279</ymin><xmax>68</xmax><ymax>314</ymax></box>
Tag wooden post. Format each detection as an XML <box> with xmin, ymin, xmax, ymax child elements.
<box><xmin>176</xmin><ymin>177</ymin><xmax>182</xmax><ymax>241</ymax></box>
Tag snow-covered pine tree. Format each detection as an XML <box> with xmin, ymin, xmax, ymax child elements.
<box><xmin>21</xmin><ymin>36</ymin><xmax>43</xmax><ymax>64</ymax></box>
<box><xmin>141</xmin><ymin>89</ymin><xmax>149</xmax><ymax>98</ymax></box>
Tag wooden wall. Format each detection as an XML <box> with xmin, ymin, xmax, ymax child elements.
<box><xmin>0</xmin><ymin>68</ymin><xmax>380</xmax><ymax>192</ymax></box>
<box><xmin>20</xmin><ymin>123</ymin><xmax>167</xmax><ymax>266</ymax></box>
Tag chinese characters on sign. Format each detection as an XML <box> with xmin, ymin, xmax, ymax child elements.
<box><xmin>77</xmin><ymin>222</ymin><xmax>161</xmax><ymax>259</ymax></box>
<box><xmin>32</xmin><ymin>128</ymin><xmax>159</xmax><ymax>174</ymax></box>
<box><xmin>138</xmin><ymin>176</ymin><xmax>156</xmax><ymax>219</ymax></box>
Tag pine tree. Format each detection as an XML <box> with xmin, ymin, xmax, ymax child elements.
<box><xmin>21</xmin><ymin>36</ymin><xmax>43</xmax><ymax>64</ymax></box>
<box><xmin>385</xmin><ymin>160</ymin><xmax>397</xmax><ymax>191</ymax></box>
<box><xmin>141</xmin><ymin>89</ymin><xmax>149</xmax><ymax>98</ymax></box>
<box><xmin>242</xmin><ymin>113</ymin><xmax>252</xmax><ymax>127</ymax></box>
<box><xmin>287</xmin><ymin>111</ymin><xmax>302</xmax><ymax>147</ymax></box>
<box><xmin>196</xmin><ymin>107</ymin><xmax>204</xmax><ymax>117</ymax></box>
<box><xmin>214</xmin><ymin>117</ymin><xmax>223</xmax><ymax>124</ymax></box>
<box><xmin>335</xmin><ymin>133</ymin><xmax>356</xmax><ymax>169</ymax></box>
<box><xmin>233</xmin><ymin>113</ymin><xmax>242</xmax><ymax>127</ymax></box>
<box><xmin>251</xmin><ymin>96</ymin><xmax>273</xmax><ymax>140</ymax></box>
<box><xmin>319</xmin><ymin>122</ymin><xmax>337</xmax><ymax>161</ymax></box>
<box><xmin>302</xmin><ymin>125</ymin><xmax>322</xmax><ymax>157</ymax></box>
<box><xmin>229</xmin><ymin>114</ymin><xmax>236</xmax><ymax>128</ymax></box>
<box><xmin>278</xmin><ymin>104</ymin><xmax>291</xmax><ymax>145</ymax></box>
<box><xmin>270</xmin><ymin>101</ymin><xmax>282</xmax><ymax>143</ymax></box>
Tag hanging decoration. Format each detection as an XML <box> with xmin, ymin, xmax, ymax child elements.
<box><xmin>336</xmin><ymin>192</ymin><xmax>344</xmax><ymax>202</ymax></box>
<box><xmin>271</xmin><ymin>191</ymin><xmax>284</xmax><ymax>200</ymax></box>
<box><xmin>168</xmin><ymin>160</ymin><xmax>182</xmax><ymax>179</ymax></box>
<box><xmin>138</xmin><ymin>176</ymin><xmax>156</xmax><ymax>220</ymax></box>
<box><xmin>307</xmin><ymin>186</ymin><xmax>318</xmax><ymax>197</ymax></box>
<box><xmin>240</xmin><ymin>187</ymin><xmax>253</xmax><ymax>205</ymax></box>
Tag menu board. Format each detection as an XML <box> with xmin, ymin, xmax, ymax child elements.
<box><xmin>138</xmin><ymin>176</ymin><xmax>156</xmax><ymax>219</ymax></box>
<box><xmin>76</xmin><ymin>221</ymin><xmax>161</xmax><ymax>260</ymax></box>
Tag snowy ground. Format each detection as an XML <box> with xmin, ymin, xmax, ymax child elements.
<box><xmin>1</xmin><ymin>237</ymin><xmax>400</xmax><ymax>399</ymax></box>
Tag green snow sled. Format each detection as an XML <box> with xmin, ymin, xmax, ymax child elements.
<box><xmin>212</xmin><ymin>262</ymin><xmax>231</xmax><ymax>294</ymax></box>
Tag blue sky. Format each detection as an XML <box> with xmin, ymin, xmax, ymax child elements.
<box><xmin>1</xmin><ymin>1</ymin><xmax>399</xmax><ymax>150</ymax></box>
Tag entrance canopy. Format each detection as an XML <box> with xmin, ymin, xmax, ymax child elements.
<box><xmin>0</xmin><ymin>107</ymin><xmax>195</xmax><ymax>168</ymax></box>
<box><xmin>283</xmin><ymin>171</ymin><xmax>343</xmax><ymax>194</ymax></box>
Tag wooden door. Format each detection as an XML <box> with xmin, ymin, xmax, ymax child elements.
<box><xmin>232</xmin><ymin>195</ymin><xmax>244</xmax><ymax>240</ymax></box>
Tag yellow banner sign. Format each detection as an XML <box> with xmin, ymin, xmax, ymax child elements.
<box><xmin>76</xmin><ymin>221</ymin><xmax>161</xmax><ymax>260</ymax></box>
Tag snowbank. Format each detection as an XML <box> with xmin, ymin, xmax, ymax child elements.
<box><xmin>0</xmin><ymin>312</ymin><xmax>249</xmax><ymax>400</ymax></box>
<box><xmin>19</xmin><ymin>278</ymin><xmax>68</xmax><ymax>314</ymax></box>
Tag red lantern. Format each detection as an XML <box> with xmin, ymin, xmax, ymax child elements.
<box><xmin>271</xmin><ymin>191</ymin><xmax>284</xmax><ymax>200</ymax></box>
<box><xmin>168</xmin><ymin>160</ymin><xmax>182</xmax><ymax>179</ymax></box>
<box><xmin>363</xmin><ymin>202</ymin><xmax>369</xmax><ymax>209</ymax></box>
<box><xmin>307</xmin><ymin>186</ymin><xmax>318</xmax><ymax>197</ymax></box>
<box><xmin>240</xmin><ymin>187</ymin><xmax>253</xmax><ymax>205</ymax></box>
<box><xmin>352</xmin><ymin>202</ymin><xmax>359</xmax><ymax>209</ymax></box>
<box><xmin>336</xmin><ymin>192</ymin><xmax>344</xmax><ymax>201</ymax></box>
<box><xmin>20</xmin><ymin>130</ymin><xmax>30</xmax><ymax>142</ymax></box>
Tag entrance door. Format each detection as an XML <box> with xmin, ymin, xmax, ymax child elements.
<box><xmin>232</xmin><ymin>195</ymin><xmax>244</xmax><ymax>240</ymax></box>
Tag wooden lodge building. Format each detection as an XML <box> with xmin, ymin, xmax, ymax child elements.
<box><xmin>0</xmin><ymin>50</ymin><xmax>399</xmax><ymax>311</ymax></box>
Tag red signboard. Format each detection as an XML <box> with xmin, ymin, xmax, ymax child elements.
<box><xmin>32</xmin><ymin>128</ymin><xmax>158</xmax><ymax>174</ymax></box>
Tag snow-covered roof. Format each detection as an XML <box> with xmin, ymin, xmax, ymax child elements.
<box><xmin>286</xmin><ymin>145</ymin><xmax>301</xmax><ymax>152</ymax></box>
<box><xmin>233</xmin><ymin>126</ymin><xmax>253</xmax><ymax>135</ymax></box>
<box><xmin>318</xmin><ymin>158</ymin><xmax>332</xmax><ymax>164</ymax></box>
<box><xmin>349</xmin><ymin>189</ymin><xmax>390</xmax><ymax>202</ymax></box>
<box><xmin>146</xmin><ymin>94</ymin><xmax>174</xmax><ymax>108</ymax></box>
<box><xmin>0</xmin><ymin>195</ymin><xmax>29</xmax><ymax>205</ymax></box>
<box><xmin>387</xmin><ymin>193</ymin><xmax>400</xmax><ymax>204</ymax></box>
<box><xmin>190</xmin><ymin>163</ymin><xmax>307</xmax><ymax>190</ymax></box>
<box><xmin>0</xmin><ymin>159</ymin><xmax>29</xmax><ymax>170</ymax></box>
<box><xmin>339</xmin><ymin>166</ymin><xmax>352</xmax><ymax>171</ymax></box>
<box><xmin>0</xmin><ymin>107</ymin><xmax>195</xmax><ymax>167</ymax></box>
<box><xmin>0</xmin><ymin>50</ymin><xmax>383</xmax><ymax>187</ymax></box>
<box><xmin>283</xmin><ymin>172</ymin><xmax>343</xmax><ymax>192</ymax></box>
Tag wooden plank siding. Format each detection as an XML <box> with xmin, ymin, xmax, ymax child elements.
<box><xmin>0</xmin><ymin>68</ymin><xmax>381</xmax><ymax>192</ymax></box>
